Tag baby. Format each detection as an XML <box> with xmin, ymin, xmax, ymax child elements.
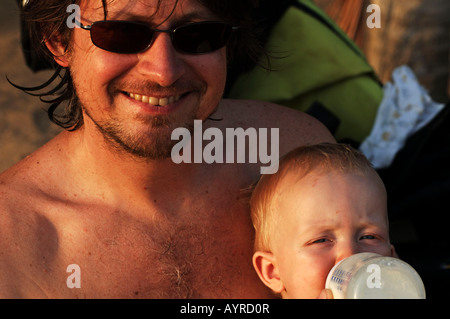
<box><xmin>249</xmin><ymin>143</ymin><xmax>396</xmax><ymax>298</ymax></box>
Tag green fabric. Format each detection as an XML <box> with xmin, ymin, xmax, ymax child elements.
<box><xmin>228</xmin><ymin>0</ymin><xmax>383</xmax><ymax>142</ymax></box>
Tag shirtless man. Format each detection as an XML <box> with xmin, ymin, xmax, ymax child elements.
<box><xmin>0</xmin><ymin>0</ymin><xmax>334</xmax><ymax>298</ymax></box>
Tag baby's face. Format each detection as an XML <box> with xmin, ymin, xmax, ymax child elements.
<box><xmin>271</xmin><ymin>170</ymin><xmax>394</xmax><ymax>299</ymax></box>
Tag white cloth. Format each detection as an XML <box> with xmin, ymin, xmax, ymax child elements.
<box><xmin>359</xmin><ymin>65</ymin><xmax>445</xmax><ymax>169</ymax></box>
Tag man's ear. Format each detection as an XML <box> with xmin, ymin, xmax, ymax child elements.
<box><xmin>44</xmin><ymin>33</ymin><xmax>70</xmax><ymax>67</ymax></box>
<box><xmin>252</xmin><ymin>251</ymin><xmax>284</xmax><ymax>294</ymax></box>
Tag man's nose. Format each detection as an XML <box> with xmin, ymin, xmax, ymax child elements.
<box><xmin>136</xmin><ymin>33</ymin><xmax>186</xmax><ymax>87</ymax></box>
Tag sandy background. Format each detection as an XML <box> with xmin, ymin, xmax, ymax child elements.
<box><xmin>0</xmin><ymin>1</ymin><xmax>62</xmax><ymax>173</ymax></box>
<box><xmin>0</xmin><ymin>0</ymin><xmax>448</xmax><ymax>173</ymax></box>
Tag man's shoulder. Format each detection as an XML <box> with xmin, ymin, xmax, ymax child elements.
<box><xmin>0</xmin><ymin>162</ymin><xmax>43</xmax><ymax>244</ymax></box>
<box><xmin>218</xmin><ymin>99</ymin><xmax>335</xmax><ymax>152</ymax></box>
<box><xmin>0</xmin><ymin>140</ymin><xmax>61</xmax><ymax>250</ymax></box>
<box><xmin>220</xmin><ymin>98</ymin><xmax>307</xmax><ymax>118</ymax></box>
<box><xmin>0</xmin><ymin>151</ymin><xmax>44</xmax><ymax>204</ymax></box>
<box><xmin>0</xmin><ymin>131</ymin><xmax>68</xmax><ymax>196</ymax></box>
<box><xmin>0</xmin><ymin>173</ymin><xmax>30</xmax><ymax>297</ymax></box>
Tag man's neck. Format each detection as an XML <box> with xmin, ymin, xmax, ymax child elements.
<box><xmin>64</xmin><ymin>125</ymin><xmax>202</xmax><ymax>207</ymax></box>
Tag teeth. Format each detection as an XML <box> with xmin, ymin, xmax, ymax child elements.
<box><xmin>128</xmin><ymin>93</ymin><xmax>181</xmax><ymax>106</ymax></box>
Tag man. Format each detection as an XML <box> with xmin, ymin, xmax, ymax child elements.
<box><xmin>0</xmin><ymin>0</ymin><xmax>334</xmax><ymax>298</ymax></box>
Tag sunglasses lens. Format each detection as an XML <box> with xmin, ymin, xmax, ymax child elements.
<box><xmin>174</xmin><ymin>22</ymin><xmax>232</xmax><ymax>54</ymax></box>
<box><xmin>89</xmin><ymin>21</ymin><xmax>233</xmax><ymax>54</ymax></box>
<box><xmin>91</xmin><ymin>21</ymin><xmax>153</xmax><ymax>54</ymax></box>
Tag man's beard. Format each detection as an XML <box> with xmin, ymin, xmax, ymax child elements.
<box><xmin>84</xmin><ymin>108</ymin><xmax>195</xmax><ymax>161</ymax></box>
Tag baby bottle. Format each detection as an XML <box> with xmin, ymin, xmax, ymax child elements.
<box><xmin>325</xmin><ymin>252</ymin><xmax>426</xmax><ymax>299</ymax></box>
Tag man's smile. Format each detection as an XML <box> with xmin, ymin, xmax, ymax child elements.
<box><xmin>127</xmin><ymin>92</ymin><xmax>182</xmax><ymax>107</ymax></box>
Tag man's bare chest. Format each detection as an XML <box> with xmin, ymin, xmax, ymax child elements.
<box><xmin>75</xmin><ymin>218</ymin><xmax>235</xmax><ymax>297</ymax></box>
<box><xmin>31</xmin><ymin>199</ymin><xmax>260</xmax><ymax>298</ymax></box>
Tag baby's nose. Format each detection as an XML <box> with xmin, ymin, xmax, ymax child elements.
<box><xmin>335</xmin><ymin>243</ymin><xmax>361</xmax><ymax>264</ymax></box>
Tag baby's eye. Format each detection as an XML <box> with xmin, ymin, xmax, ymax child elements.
<box><xmin>360</xmin><ymin>235</ymin><xmax>376</xmax><ymax>240</ymax></box>
<box><xmin>312</xmin><ymin>238</ymin><xmax>331</xmax><ymax>244</ymax></box>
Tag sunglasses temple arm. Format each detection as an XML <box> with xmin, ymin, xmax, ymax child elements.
<box><xmin>71</xmin><ymin>18</ymin><xmax>91</xmax><ymax>30</ymax></box>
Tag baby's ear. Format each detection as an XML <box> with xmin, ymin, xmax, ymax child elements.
<box><xmin>390</xmin><ymin>244</ymin><xmax>398</xmax><ymax>258</ymax></box>
<box><xmin>44</xmin><ymin>32</ymin><xmax>70</xmax><ymax>67</ymax></box>
<box><xmin>252</xmin><ymin>251</ymin><xmax>284</xmax><ymax>294</ymax></box>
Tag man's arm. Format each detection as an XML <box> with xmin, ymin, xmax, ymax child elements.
<box><xmin>0</xmin><ymin>209</ymin><xmax>50</xmax><ymax>299</ymax></box>
<box><xmin>0</xmin><ymin>185</ymin><xmax>47</xmax><ymax>299</ymax></box>
<box><xmin>0</xmin><ymin>209</ymin><xmax>21</xmax><ymax>298</ymax></box>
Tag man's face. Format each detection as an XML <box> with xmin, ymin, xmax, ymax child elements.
<box><xmin>66</xmin><ymin>0</ymin><xmax>228</xmax><ymax>159</ymax></box>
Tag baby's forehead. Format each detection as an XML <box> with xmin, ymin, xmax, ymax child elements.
<box><xmin>276</xmin><ymin>165</ymin><xmax>378</xmax><ymax>189</ymax></box>
<box><xmin>272</xmin><ymin>167</ymin><xmax>387</xmax><ymax>212</ymax></box>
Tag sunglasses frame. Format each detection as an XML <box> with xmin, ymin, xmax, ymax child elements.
<box><xmin>77</xmin><ymin>20</ymin><xmax>239</xmax><ymax>55</ymax></box>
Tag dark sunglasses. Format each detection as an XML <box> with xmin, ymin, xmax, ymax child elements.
<box><xmin>78</xmin><ymin>20</ymin><xmax>239</xmax><ymax>55</ymax></box>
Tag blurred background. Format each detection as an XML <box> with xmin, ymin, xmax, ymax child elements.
<box><xmin>315</xmin><ymin>0</ymin><xmax>449</xmax><ymax>103</ymax></box>
<box><xmin>0</xmin><ymin>1</ymin><xmax>61</xmax><ymax>173</ymax></box>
